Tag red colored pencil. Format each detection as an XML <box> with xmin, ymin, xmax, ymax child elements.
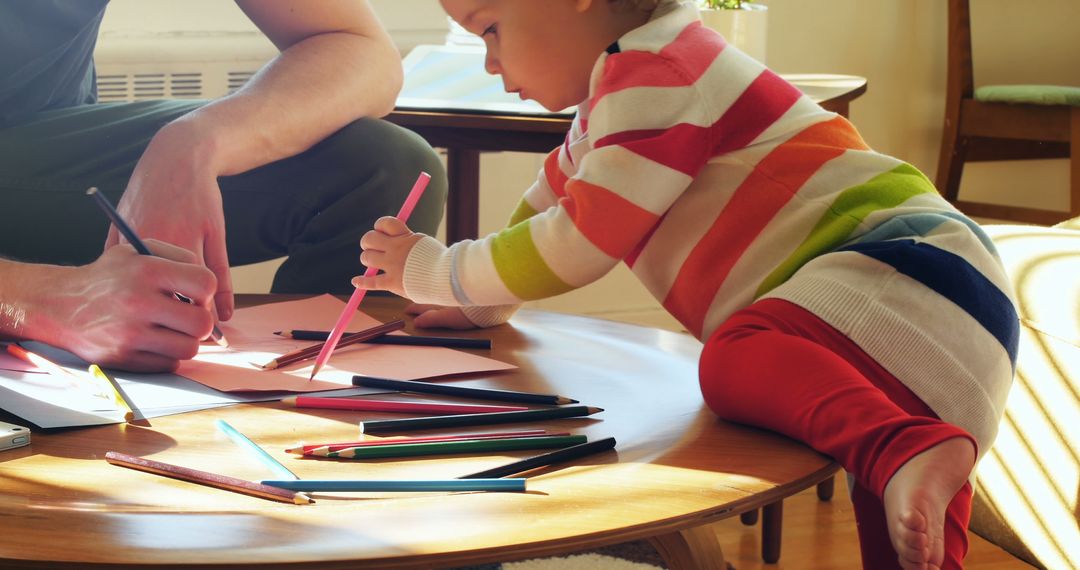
<box><xmin>281</xmin><ymin>395</ymin><xmax>527</xmax><ymax>415</ymax></box>
<box><xmin>284</xmin><ymin>429</ymin><xmax>556</xmax><ymax>455</ymax></box>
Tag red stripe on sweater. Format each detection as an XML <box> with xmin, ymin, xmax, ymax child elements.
<box><xmin>663</xmin><ymin>116</ymin><xmax>863</xmax><ymax>336</ymax></box>
<box><xmin>712</xmin><ymin>69</ymin><xmax>804</xmax><ymax>155</ymax></box>
<box><xmin>562</xmin><ymin>179</ymin><xmax>660</xmax><ymax>260</ymax></box>
<box><xmin>594</xmin><ymin>21</ymin><xmax>726</xmax><ymax>99</ymax></box>
<box><xmin>594</xmin><ymin>124</ymin><xmax>713</xmax><ymax>177</ymax></box>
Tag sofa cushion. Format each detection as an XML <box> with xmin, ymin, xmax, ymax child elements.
<box><xmin>973</xmin><ymin>223</ymin><xmax>1080</xmax><ymax>569</ymax></box>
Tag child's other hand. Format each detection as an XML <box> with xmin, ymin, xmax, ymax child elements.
<box><xmin>405</xmin><ymin>303</ymin><xmax>478</xmax><ymax>330</ymax></box>
<box><xmin>354</xmin><ymin>216</ymin><xmax>425</xmax><ymax>297</ymax></box>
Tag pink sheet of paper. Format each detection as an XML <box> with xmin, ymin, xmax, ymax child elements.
<box><xmin>178</xmin><ymin>295</ymin><xmax>515</xmax><ymax>392</ymax></box>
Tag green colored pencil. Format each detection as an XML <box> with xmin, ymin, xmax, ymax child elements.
<box><xmin>359</xmin><ymin>405</ymin><xmax>604</xmax><ymax>433</ymax></box>
<box><xmin>325</xmin><ymin>435</ymin><xmax>587</xmax><ymax>460</ymax></box>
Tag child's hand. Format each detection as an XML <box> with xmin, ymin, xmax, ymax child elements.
<box><xmin>353</xmin><ymin>216</ymin><xmax>425</xmax><ymax>297</ymax></box>
<box><xmin>405</xmin><ymin>303</ymin><xmax>479</xmax><ymax>330</ymax></box>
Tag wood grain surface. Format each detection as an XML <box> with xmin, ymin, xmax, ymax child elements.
<box><xmin>0</xmin><ymin>295</ymin><xmax>835</xmax><ymax>569</ymax></box>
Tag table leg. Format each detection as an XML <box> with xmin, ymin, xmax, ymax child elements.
<box><xmin>445</xmin><ymin>148</ymin><xmax>481</xmax><ymax>244</ymax></box>
<box><xmin>817</xmin><ymin>475</ymin><xmax>836</xmax><ymax>501</ymax></box>
<box><xmin>648</xmin><ymin>524</ymin><xmax>727</xmax><ymax>570</ymax></box>
<box><xmin>762</xmin><ymin>500</ymin><xmax>784</xmax><ymax>564</ymax></box>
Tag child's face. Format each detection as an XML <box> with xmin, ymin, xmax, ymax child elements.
<box><xmin>440</xmin><ymin>0</ymin><xmax>607</xmax><ymax>112</ymax></box>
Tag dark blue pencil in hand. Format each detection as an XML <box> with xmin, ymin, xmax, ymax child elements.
<box><xmin>86</xmin><ymin>187</ymin><xmax>229</xmax><ymax>347</ymax></box>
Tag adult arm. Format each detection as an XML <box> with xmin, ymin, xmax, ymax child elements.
<box><xmin>106</xmin><ymin>0</ymin><xmax>403</xmax><ymax>320</ymax></box>
<box><xmin>0</xmin><ymin>241</ymin><xmax>217</xmax><ymax>372</ymax></box>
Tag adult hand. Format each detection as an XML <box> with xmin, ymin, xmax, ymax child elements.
<box><xmin>405</xmin><ymin>304</ymin><xmax>479</xmax><ymax>330</ymax></box>
<box><xmin>55</xmin><ymin>240</ymin><xmax>217</xmax><ymax>372</ymax></box>
<box><xmin>354</xmin><ymin>216</ymin><xmax>425</xmax><ymax>298</ymax></box>
<box><xmin>103</xmin><ymin>119</ymin><xmax>235</xmax><ymax>322</ymax></box>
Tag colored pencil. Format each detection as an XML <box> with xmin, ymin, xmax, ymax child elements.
<box><xmin>284</xmin><ymin>429</ymin><xmax>555</xmax><ymax>454</ymax></box>
<box><xmin>351</xmin><ymin>376</ymin><xmax>578</xmax><ymax>406</ymax></box>
<box><xmin>259</xmin><ymin>319</ymin><xmax>405</xmax><ymax>370</ymax></box>
<box><xmin>275</xmin><ymin>330</ymin><xmax>491</xmax><ymax>349</ymax></box>
<box><xmin>459</xmin><ymin>436</ymin><xmax>618</xmax><ymax>479</ymax></box>
<box><xmin>309</xmin><ymin>171</ymin><xmax>432</xmax><ymax>381</ymax></box>
<box><xmin>359</xmin><ymin>405</ymin><xmax>604</xmax><ymax>434</ymax></box>
<box><xmin>260</xmin><ymin>478</ymin><xmax>526</xmax><ymax>493</ymax></box>
<box><xmin>323</xmin><ymin>435</ymin><xmax>587</xmax><ymax>460</ymax></box>
<box><xmin>87</xmin><ymin>187</ymin><xmax>228</xmax><ymax>348</ymax></box>
<box><xmin>105</xmin><ymin>451</ymin><xmax>312</xmax><ymax>505</ymax></box>
<box><xmin>88</xmin><ymin>364</ymin><xmax>137</xmax><ymax>423</ymax></box>
<box><xmin>303</xmin><ymin>432</ymin><xmax>572</xmax><ymax>456</ymax></box>
<box><xmin>214</xmin><ymin>419</ymin><xmax>297</xmax><ymax>480</ymax></box>
<box><xmin>281</xmin><ymin>395</ymin><xmax>527</xmax><ymax>415</ymax></box>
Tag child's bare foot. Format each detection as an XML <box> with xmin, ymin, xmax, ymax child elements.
<box><xmin>882</xmin><ymin>437</ymin><xmax>975</xmax><ymax>570</ymax></box>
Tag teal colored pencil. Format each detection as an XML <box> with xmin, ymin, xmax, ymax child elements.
<box><xmin>215</xmin><ymin>419</ymin><xmax>297</xmax><ymax>480</ymax></box>
<box><xmin>260</xmin><ymin>478</ymin><xmax>526</xmax><ymax>493</ymax></box>
<box><xmin>324</xmin><ymin>435</ymin><xmax>587</xmax><ymax>460</ymax></box>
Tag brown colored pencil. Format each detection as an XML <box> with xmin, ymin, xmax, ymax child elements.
<box><xmin>104</xmin><ymin>451</ymin><xmax>312</xmax><ymax>505</ymax></box>
<box><xmin>260</xmin><ymin>319</ymin><xmax>405</xmax><ymax>370</ymax></box>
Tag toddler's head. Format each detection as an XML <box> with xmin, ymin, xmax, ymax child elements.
<box><xmin>440</xmin><ymin>0</ymin><xmax>658</xmax><ymax>111</ymax></box>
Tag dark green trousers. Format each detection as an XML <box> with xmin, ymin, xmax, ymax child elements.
<box><xmin>0</xmin><ymin>100</ymin><xmax>447</xmax><ymax>294</ymax></box>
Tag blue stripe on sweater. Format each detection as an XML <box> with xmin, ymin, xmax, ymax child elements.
<box><xmin>840</xmin><ymin>239</ymin><xmax>1019</xmax><ymax>365</ymax></box>
<box><xmin>851</xmin><ymin>212</ymin><xmax>1000</xmax><ymax>257</ymax></box>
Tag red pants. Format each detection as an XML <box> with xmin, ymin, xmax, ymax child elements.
<box><xmin>699</xmin><ymin>298</ymin><xmax>975</xmax><ymax>569</ymax></box>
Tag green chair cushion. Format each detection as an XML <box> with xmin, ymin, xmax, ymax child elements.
<box><xmin>975</xmin><ymin>84</ymin><xmax>1080</xmax><ymax>106</ymax></box>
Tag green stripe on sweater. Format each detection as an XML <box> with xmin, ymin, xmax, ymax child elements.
<box><xmin>756</xmin><ymin>163</ymin><xmax>936</xmax><ymax>296</ymax></box>
<box><xmin>492</xmin><ymin>219</ymin><xmax>574</xmax><ymax>300</ymax></box>
<box><xmin>508</xmin><ymin>198</ymin><xmax>538</xmax><ymax>226</ymax></box>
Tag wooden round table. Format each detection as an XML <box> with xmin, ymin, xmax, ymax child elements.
<box><xmin>0</xmin><ymin>295</ymin><xmax>835</xmax><ymax>569</ymax></box>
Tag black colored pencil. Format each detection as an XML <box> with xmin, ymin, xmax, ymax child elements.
<box><xmin>277</xmin><ymin>330</ymin><xmax>490</xmax><ymax>349</ymax></box>
<box><xmin>351</xmin><ymin>376</ymin><xmax>578</xmax><ymax>406</ymax></box>
<box><xmin>86</xmin><ymin>187</ymin><xmax>228</xmax><ymax>348</ymax></box>
<box><xmin>458</xmin><ymin>436</ymin><xmax>617</xmax><ymax>479</ymax></box>
<box><xmin>359</xmin><ymin>405</ymin><xmax>603</xmax><ymax>434</ymax></box>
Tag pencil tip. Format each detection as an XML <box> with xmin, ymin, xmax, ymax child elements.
<box><xmin>559</xmin><ymin>397</ymin><xmax>578</xmax><ymax>405</ymax></box>
<box><xmin>86</xmin><ymin>187</ymin><xmax>98</xmax><ymax>196</ymax></box>
<box><xmin>589</xmin><ymin>407</ymin><xmax>604</xmax><ymax>414</ymax></box>
<box><xmin>281</xmin><ymin>395</ymin><xmax>298</xmax><ymax>406</ymax></box>
<box><xmin>272</xmin><ymin>330</ymin><xmax>283</xmax><ymax>336</ymax></box>
<box><xmin>295</xmin><ymin>492</ymin><xmax>314</xmax><ymax>505</ymax></box>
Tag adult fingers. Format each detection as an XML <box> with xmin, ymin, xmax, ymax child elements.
<box><xmin>203</xmin><ymin>230</ymin><xmax>234</xmax><ymax>322</ymax></box>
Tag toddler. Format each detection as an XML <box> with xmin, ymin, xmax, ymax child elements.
<box><xmin>355</xmin><ymin>2</ymin><xmax>1018</xmax><ymax>568</ymax></box>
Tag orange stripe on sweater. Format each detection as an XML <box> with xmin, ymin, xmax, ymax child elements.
<box><xmin>563</xmin><ymin>178</ymin><xmax>660</xmax><ymax>260</ymax></box>
<box><xmin>543</xmin><ymin>148</ymin><xmax>569</xmax><ymax>198</ymax></box>
<box><xmin>663</xmin><ymin>117</ymin><xmax>868</xmax><ymax>336</ymax></box>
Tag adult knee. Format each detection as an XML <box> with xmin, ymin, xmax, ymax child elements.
<box><xmin>324</xmin><ymin>118</ymin><xmax>448</xmax><ymax>236</ymax></box>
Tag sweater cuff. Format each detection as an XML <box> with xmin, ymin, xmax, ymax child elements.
<box><xmin>462</xmin><ymin>304</ymin><xmax>520</xmax><ymax>328</ymax></box>
<box><xmin>402</xmin><ymin>236</ymin><xmax>458</xmax><ymax>306</ymax></box>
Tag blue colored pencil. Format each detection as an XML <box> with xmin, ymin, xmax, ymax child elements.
<box><xmin>260</xmin><ymin>478</ymin><xmax>527</xmax><ymax>493</ymax></box>
<box><xmin>215</xmin><ymin>419</ymin><xmax>298</xmax><ymax>480</ymax></box>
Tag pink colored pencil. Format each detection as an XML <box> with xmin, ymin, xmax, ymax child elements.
<box><xmin>309</xmin><ymin>172</ymin><xmax>432</xmax><ymax>381</ymax></box>
<box><xmin>281</xmin><ymin>395</ymin><xmax>527</xmax><ymax>415</ymax></box>
<box><xmin>303</xmin><ymin>432</ymin><xmax>575</xmax><ymax>457</ymax></box>
<box><xmin>284</xmin><ymin>429</ymin><xmax>555</xmax><ymax>455</ymax></box>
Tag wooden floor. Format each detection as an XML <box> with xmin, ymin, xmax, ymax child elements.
<box><xmin>710</xmin><ymin>475</ymin><xmax>1035</xmax><ymax>570</ymax></box>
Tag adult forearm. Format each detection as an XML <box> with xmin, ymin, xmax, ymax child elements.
<box><xmin>0</xmin><ymin>260</ymin><xmax>66</xmax><ymax>342</ymax></box>
<box><xmin>175</xmin><ymin>31</ymin><xmax>403</xmax><ymax>178</ymax></box>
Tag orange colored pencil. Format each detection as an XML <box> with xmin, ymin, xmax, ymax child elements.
<box><xmin>259</xmin><ymin>319</ymin><xmax>405</xmax><ymax>370</ymax></box>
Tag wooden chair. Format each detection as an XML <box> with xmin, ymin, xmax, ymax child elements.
<box><xmin>936</xmin><ymin>0</ymin><xmax>1080</xmax><ymax>225</ymax></box>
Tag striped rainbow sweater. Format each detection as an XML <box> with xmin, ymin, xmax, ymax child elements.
<box><xmin>403</xmin><ymin>1</ymin><xmax>1018</xmax><ymax>455</ymax></box>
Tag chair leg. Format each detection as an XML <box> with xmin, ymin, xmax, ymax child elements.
<box><xmin>1069</xmin><ymin>107</ymin><xmax>1079</xmax><ymax>219</ymax></box>
<box><xmin>936</xmin><ymin>119</ymin><xmax>967</xmax><ymax>203</ymax></box>
<box><xmin>761</xmin><ymin>500</ymin><xmax>784</xmax><ymax>563</ymax></box>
